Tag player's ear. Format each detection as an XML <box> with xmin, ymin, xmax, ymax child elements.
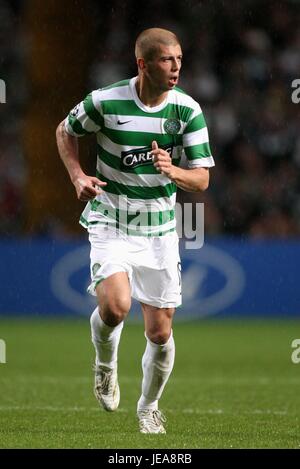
<box><xmin>137</xmin><ymin>58</ymin><xmax>146</xmax><ymax>71</ymax></box>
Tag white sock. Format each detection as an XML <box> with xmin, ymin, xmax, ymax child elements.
<box><xmin>90</xmin><ymin>307</ymin><xmax>124</xmax><ymax>369</ymax></box>
<box><xmin>137</xmin><ymin>331</ymin><xmax>175</xmax><ymax>412</ymax></box>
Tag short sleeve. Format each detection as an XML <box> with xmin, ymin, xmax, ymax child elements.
<box><xmin>64</xmin><ymin>90</ymin><xmax>104</xmax><ymax>137</ymax></box>
<box><xmin>182</xmin><ymin>102</ymin><xmax>215</xmax><ymax>168</ymax></box>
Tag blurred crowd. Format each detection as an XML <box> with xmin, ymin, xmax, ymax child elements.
<box><xmin>0</xmin><ymin>0</ymin><xmax>26</xmax><ymax>235</ymax></box>
<box><xmin>1</xmin><ymin>0</ymin><xmax>300</xmax><ymax>238</ymax></box>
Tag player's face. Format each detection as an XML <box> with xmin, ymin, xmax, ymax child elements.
<box><xmin>144</xmin><ymin>44</ymin><xmax>183</xmax><ymax>92</ymax></box>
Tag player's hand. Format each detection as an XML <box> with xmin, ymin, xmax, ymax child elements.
<box><xmin>151</xmin><ymin>140</ymin><xmax>174</xmax><ymax>178</ymax></box>
<box><xmin>73</xmin><ymin>174</ymin><xmax>107</xmax><ymax>201</ymax></box>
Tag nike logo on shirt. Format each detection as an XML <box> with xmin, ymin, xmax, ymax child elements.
<box><xmin>117</xmin><ymin>120</ymin><xmax>132</xmax><ymax>125</ymax></box>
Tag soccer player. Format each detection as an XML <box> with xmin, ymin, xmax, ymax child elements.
<box><xmin>56</xmin><ymin>28</ymin><xmax>214</xmax><ymax>434</ymax></box>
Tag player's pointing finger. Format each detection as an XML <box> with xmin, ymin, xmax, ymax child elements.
<box><xmin>152</xmin><ymin>140</ymin><xmax>159</xmax><ymax>151</ymax></box>
<box><xmin>91</xmin><ymin>177</ymin><xmax>107</xmax><ymax>187</ymax></box>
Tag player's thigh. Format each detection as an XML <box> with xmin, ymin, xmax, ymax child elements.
<box><xmin>96</xmin><ymin>272</ymin><xmax>131</xmax><ymax>321</ymax></box>
<box><xmin>140</xmin><ymin>302</ymin><xmax>175</xmax><ymax>344</ymax></box>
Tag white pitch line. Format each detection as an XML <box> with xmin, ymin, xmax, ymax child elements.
<box><xmin>1</xmin><ymin>376</ymin><xmax>300</xmax><ymax>385</ymax></box>
<box><xmin>0</xmin><ymin>406</ymin><xmax>128</xmax><ymax>413</ymax></box>
<box><xmin>0</xmin><ymin>406</ymin><xmax>289</xmax><ymax>415</ymax></box>
<box><xmin>183</xmin><ymin>408</ymin><xmax>288</xmax><ymax>415</ymax></box>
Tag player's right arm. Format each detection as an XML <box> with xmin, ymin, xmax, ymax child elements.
<box><xmin>56</xmin><ymin>90</ymin><xmax>106</xmax><ymax>201</ymax></box>
<box><xmin>56</xmin><ymin>121</ymin><xmax>106</xmax><ymax>201</ymax></box>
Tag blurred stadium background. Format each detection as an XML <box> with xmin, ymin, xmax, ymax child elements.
<box><xmin>1</xmin><ymin>0</ymin><xmax>300</xmax><ymax>319</ymax></box>
<box><xmin>1</xmin><ymin>0</ymin><xmax>300</xmax><ymax>448</ymax></box>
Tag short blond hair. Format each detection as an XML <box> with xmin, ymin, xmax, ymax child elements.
<box><xmin>135</xmin><ymin>28</ymin><xmax>180</xmax><ymax>62</ymax></box>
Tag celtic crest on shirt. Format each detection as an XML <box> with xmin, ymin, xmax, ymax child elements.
<box><xmin>163</xmin><ymin>118</ymin><xmax>181</xmax><ymax>135</ymax></box>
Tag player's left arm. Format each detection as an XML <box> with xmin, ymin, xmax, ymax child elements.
<box><xmin>151</xmin><ymin>141</ymin><xmax>210</xmax><ymax>192</ymax></box>
<box><xmin>152</xmin><ymin>102</ymin><xmax>215</xmax><ymax>192</ymax></box>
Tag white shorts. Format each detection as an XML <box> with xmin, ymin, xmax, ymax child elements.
<box><xmin>87</xmin><ymin>224</ymin><xmax>182</xmax><ymax>308</ymax></box>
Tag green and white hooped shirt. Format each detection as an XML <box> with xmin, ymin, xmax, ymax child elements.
<box><xmin>65</xmin><ymin>77</ymin><xmax>215</xmax><ymax>236</ymax></box>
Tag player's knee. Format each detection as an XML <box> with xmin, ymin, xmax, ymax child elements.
<box><xmin>147</xmin><ymin>329</ymin><xmax>171</xmax><ymax>345</ymax></box>
<box><xmin>102</xmin><ymin>296</ymin><xmax>131</xmax><ymax>325</ymax></box>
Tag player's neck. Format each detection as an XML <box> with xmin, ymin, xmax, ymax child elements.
<box><xmin>135</xmin><ymin>77</ymin><xmax>168</xmax><ymax>107</ymax></box>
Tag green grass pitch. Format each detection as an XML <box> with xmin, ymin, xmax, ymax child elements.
<box><xmin>0</xmin><ymin>318</ymin><xmax>299</xmax><ymax>449</ymax></box>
